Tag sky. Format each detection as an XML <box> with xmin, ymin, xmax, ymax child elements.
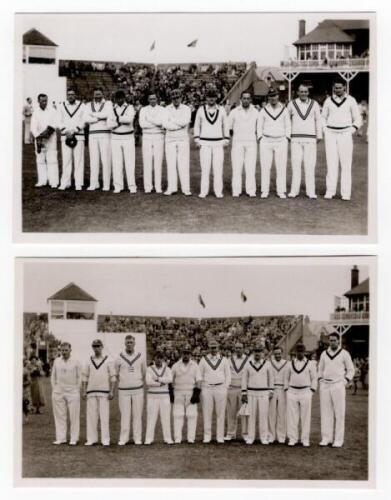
<box><xmin>17</xmin><ymin>13</ymin><xmax>335</xmax><ymax>65</ymax></box>
<box><xmin>22</xmin><ymin>259</ymin><xmax>370</xmax><ymax>321</ymax></box>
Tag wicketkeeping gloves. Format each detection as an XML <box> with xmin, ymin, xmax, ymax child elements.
<box><xmin>190</xmin><ymin>387</ymin><xmax>201</xmax><ymax>404</ymax></box>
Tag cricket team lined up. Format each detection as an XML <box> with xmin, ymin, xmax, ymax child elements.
<box><xmin>30</xmin><ymin>79</ymin><xmax>362</xmax><ymax>201</ymax></box>
<box><xmin>51</xmin><ymin>333</ymin><xmax>355</xmax><ymax>448</ymax></box>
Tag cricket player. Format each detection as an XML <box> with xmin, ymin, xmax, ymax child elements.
<box><xmin>257</xmin><ymin>88</ymin><xmax>291</xmax><ymax>198</ymax></box>
<box><xmin>162</xmin><ymin>89</ymin><xmax>192</xmax><ymax>196</ymax></box>
<box><xmin>241</xmin><ymin>345</ymin><xmax>274</xmax><ymax>445</ymax></box>
<box><xmin>50</xmin><ymin>342</ymin><xmax>81</xmax><ymax>445</ymax></box>
<box><xmin>58</xmin><ymin>88</ymin><xmax>86</xmax><ymax>191</ymax></box>
<box><xmin>115</xmin><ymin>335</ymin><xmax>146</xmax><ymax>445</ymax></box>
<box><xmin>107</xmin><ymin>90</ymin><xmax>136</xmax><ymax>193</ymax></box>
<box><xmin>318</xmin><ymin>333</ymin><xmax>355</xmax><ymax>447</ymax></box>
<box><xmin>284</xmin><ymin>343</ymin><xmax>317</xmax><ymax>447</ymax></box>
<box><xmin>193</xmin><ymin>88</ymin><xmax>230</xmax><ymax>198</ymax></box>
<box><xmin>84</xmin><ymin>87</ymin><xmax>113</xmax><ymax>191</ymax></box>
<box><xmin>81</xmin><ymin>339</ymin><xmax>116</xmax><ymax>446</ymax></box>
<box><xmin>268</xmin><ymin>346</ymin><xmax>289</xmax><ymax>444</ymax></box>
<box><xmin>224</xmin><ymin>342</ymin><xmax>249</xmax><ymax>441</ymax></box>
<box><xmin>287</xmin><ymin>84</ymin><xmax>322</xmax><ymax>199</ymax></box>
<box><xmin>145</xmin><ymin>351</ymin><xmax>174</xmax><ymax>444</ymax></box>
<box><xmin>322</xmin><ymin>79</ymin><xmax>362</xmax><ymax>200</ymax></box>
<box><xmin>23</xmin><ymin>97</ymin><xmax>33</xmax><ymax>144</ymax></box>
<box><xmin>228</xmin><ymin>91</ymin><xmax>259</xmax><ymax>197</ymax></box>
<box><xmin>171</xmin><ymin>344</ymin><xmax>202</xmax><ymax>443</ymax></box>
<box><xmin>139</xmin><ymin>93</ymin><xmax>165</xmax><ymax>193</ymax></box>
<box><xmin>30</xmin><ymin>93</ymin><xmax>59</xmax><ymax>188</ymax></box>
<box><xmin>198</xmin><ymin>339</ymin><xmax>231</xmax><ymax>443</ymax></box>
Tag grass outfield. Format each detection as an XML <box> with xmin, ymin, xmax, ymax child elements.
<box><xmin>21</xmin><ymin>137</ymin><xmax>368</xmax><ymax>234</ymax></box>
<box><xmin>22</xmin><ymin>378</ymin><xmax>368</xmax><ymax>480</ymax></box>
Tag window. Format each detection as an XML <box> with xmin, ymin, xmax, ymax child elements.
<box><xmin>50</xmin><ymin>301</ymin><xmax>64</xmax><ymax>319</ymax></box>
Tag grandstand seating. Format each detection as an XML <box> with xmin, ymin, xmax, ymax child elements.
<box><xmin>97</xmin><ymin>314</ymin><xmax>300</xmax><ymax>364</ymax></box>
<box><xmin>59</xmin><ymin>60</ymin><xmax>247</xmax><ymax>104</ymax></box>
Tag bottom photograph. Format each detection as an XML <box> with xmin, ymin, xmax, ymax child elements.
<box><xmin>16</xmin><ymin>257</ymin><xmax>374</xmax><ymax>485</ymax></box>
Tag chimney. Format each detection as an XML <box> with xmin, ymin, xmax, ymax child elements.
<box><xmin>351</xmin><ymin>266</ymin><xmax>359</xmax><ymax>289</ymax></box>
<box><xmin>299</xmin><ymin>19</ymin><xmax>306</xmax><ymax>39</ymax></box>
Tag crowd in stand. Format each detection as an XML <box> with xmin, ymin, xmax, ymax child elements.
<box><xmin>98</xmin><ymin>315</ymin><xmax>297</xmax><ymax>364</ymax></box>
<box><xmin>59</xmin><ymin>60</ymin><xmax>247</xmax><ymax>105</ymax></box>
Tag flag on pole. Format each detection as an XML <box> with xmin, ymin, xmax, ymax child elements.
<box><xmin>198</xmin><ymin>294</ymin><xmax>206</xmax><ymax>308</ymax></box>
<box><xmin>150</xmin><ymin>40</ymin><xmax>156</xmax><ymax>51</ymax></box>
<box><xmin>187</xmin><ymin>39</ymin><xmax>198</xmax><ymax>48</ymax></box>
<box><xmin>241</xmin><ymin>290</ymin><xmax>247</xmax><ymax>303</ymax></box>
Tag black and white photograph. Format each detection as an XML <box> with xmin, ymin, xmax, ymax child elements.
<box><xmin>14</xmin><ymin>12</ymin><xmax>375</xmax><ymax>241</ymax></box>
<box><xmin>16</xmin><ymin>257</ymin><xmax>374</xmax><ymax>485</ymax></box>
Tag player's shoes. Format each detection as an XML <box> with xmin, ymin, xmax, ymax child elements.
<box><xmin>144</xmin><ymin>441</ymin><xmax>152</xmax><ymax>445</ymax></box>
<box><xmin>164</xmin><ymin>440</ymin><xmax>174</xmax><ymax>445</ymax></box>
<box><xmin>260</xmin><ymin>192</ymin><xmax>269</xmax><ymax>199</ymax></box>
<box><xmin>134</xmin><ymin>441</ymin><xmax>142</xmax><ymax>445</ymax></box>
<box><xmin>164</xmin><ymin>191</ymin><xmax>177</xmax><ymax>196</ymax></box>
<box><xmin>174</xmin><ymin>439</ymin><xmax>182</xmax><ymax>444</ymax></box>
<box><xmin>58</xmin><ymin>185</ymin><xmax>70</xmax><ymax>191</ymax></box>
<box><xmin>184</xmin><ymin>192</ymin><xmax>192</xmax><ymax>196</ymax></box>
<box><xmin>302</xmin><ymin>442</ymin><xmax>310</xmax><ymax>447</ymax></box>
<box><xmin>87</xmin><ymin>185</ymin><xmax>98</xmax><ymax>191</ymax></box>
<box><xmin>332</xmin><ymin>442</ymin><xmax>343</xmax><ymax>448</ymax></box>
<box><xmin>101</xmin><ymin>442</ymin><xmax>110</xmax><ymax>446</ymax></box>
<box><xmin>187</xmin><ymin>440</ymin><xmax>195</xmax><ymax>444</ymax></box>
<box><xmin>113</xmin><ymin>188</ymin><xmax>122</xmax><ymax>194</ymax></box>
<box><xmin>324</xmin><ymin>193</ymin><xmax>334</xmax><ymax>199</ymax></box>
<box><xmin>84</xmin><ymin>441</ymin><xmax>96</xmax><ymax>446</ymax></box>
<box><xmin>261</xmin><ymin>440</ymin><xmax>269</xmax><ymax>445</ymax></box>
<box><xmin>245</xmin><ymin>439</ymin><xmax>254</xmax><ymax>445</ymax></box>
<box><xmin>202</xmin><ymin>439</ymin><xmax>211</xmax><ymax>444</ymax></box>
<box><xmin>129</xmin><ymin>188</ymin><xmax>137</xmax><ymax>194</ymax></box>
<box><xmin>69</xmin><ymin>441</ymin><xmax>78</xmax><ymax>446</ymax></box>
<box><xmin>102</xmin><ymin>186</ymin><xmax>110</xmax><ymax>192</ymax></box>
<box><xmin>288</xmin><ymin>192</ymin><xmax>297</xmax><ymax>198</ymax></box>
<box><xmin>277</xmin><ymin>193</ymin><xmax>287</xmax><ymax>199</ymax></box>
<box><xmin>217</xmin><ymin>439</ymin><xmax>225</xmax><ymax>444</ymax></box>
<box><xmin>319</xmin><ymin>440</ymin><xmax>331</xmax><ymax>446</ymax></box>
<box><xmin>224</xmin><ymin>435</ymin><xmax>233</xmax><ymax>441</ymax></box>
<box><xmin>288</xmin><ymin>440</ymin><xmax>296</xmax><ymax>446</ymax></box>
<box><xmin>198</xmin><ymin>194</ymin><xmax>207</xmax><ymax>198</ymax></box>
<box><xmin>248</xmin><ymin>194</ymin><xmax>256</xmax><ymax>198</ymax></box>
<box><xmin>52</xmin><ymin>440</ymin><xmax>66</xmax><ymax>445</ymax></box>
<box><xmin>307</xmin><ymin>194</ymin><xmax>317</xmax><ymax>199</ymax></box>
<box><xmin>118</xmin><ymin>441</ymin><xmax>127</xmax><ymax>446</ymax></box>
<box><xmin>35</xmin><ymin>183</ymin><xmax>47</xmax><ymax>187</ymax></box>
<box><xmin>341</xmin><ymin>197</ymin><xmax>350</xmax><ymax>201</ymax></box>
<box><xmin>75</xmin><ymin>186</ymin><xmax>82</xmax><ymax>191</ymax></box>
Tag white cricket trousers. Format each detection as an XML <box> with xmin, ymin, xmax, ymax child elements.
<box><xmin>165</xmin><ymin>139</ymin><xmax>191</xmax><ymax>194</ymax></box>
<box><xmin>199</xmin><ymin>143</ymin><xmax>224</xmax><ymax>197</ymax></box>
<box><xmin>268</xmin><ymin>386</ymin><xmax>287</xmax><ymax>442</ymax></box>
<box><xmin>290</xmin><ymin>140</ymin><xmax>317</xmax><ymax>197</ymax></box>
<box><xmin>35</xmin><ymin>134</ymin><xmax>59</xmax><ymax>187</ymax></box>
<box><xmin>260</xmin><ymin>137</ymin><xmax>288</xmax><ymax>196</ymax></box>
<box><xmin>52</xmin><ymin>390</ymin><xmax>80</xmax><ymax>442</ymax></box>
<box><xmin>142</xmin><ymin>134</ymin><xmax>164</xmax><ymax>192</ymax></box>
<box><xmin>231</xmin><ymin>141</ymin><xmax>257</xmax><ymax>196</ymax></box>
<box><xmin>111</xmin><ymin>136</ymin><xmax>136</xmax><ymax>192</ymax></box>
<box><xmin>226</xmin><ymin>387</ymin><xmax>247</xmax><ymax>437</ymax></box>
<box><xmin>201</xmin><ymin>385</ymin><xmax>227</xmax><ymax>441</ymax></box>
<box><xmin>88</xmin><ymin>133</ymin><xmax>111</xmax><ymax>189</ymax></box>
<box><xmin>324</xmin><ymin>129</ymin><xmax>353</xmax><ymax>199</ymax></box>
<box><xmin>247</xmin><ymin>393</ymin><xmax>270</xmax><ymax>443</ymax></box>
<box><xmin>173</xmin><ymin>389</ymin><xmax>198</xmax><ymax>442</ymax></box>
<box><xmin>286</xmin><ymin>389</ymin><xmax>312</xmax><ymax>444</ymax></box>
<box><xmin>319</xmin><ymin>381</ymin><xmax>346</xmax><ymax>445</ymax></box>
<box><xmin>118</xmin><ymin>391</ymin><xmax>143</xmax><ymax>444</ymax></box>
<box><xmin>145</xmin><ymin>393</ymin><xmax>173</xmax><ymax>443</ymax></box>
<box><xmin>60</xmin><ymin>138</ymin><xmax>85</xmax><ymax>189</ymax></box>
<box><xmin>86</xmin><ymin>395</ymin><xmax>110</xmax><ymax>444</ymax></box>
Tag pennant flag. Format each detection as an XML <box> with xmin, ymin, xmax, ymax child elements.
<box><xmin>150</xmin><ymin>40</ymin><xmax>156</xmax><ymax>51</ymax></box>
<box><xmin>198</xmin><ymin>294</ymin><xmax>206</xmax><ymax>308</ymax></box>
<box><xmin>187</xmin><ymin>39</ymin><xmax>198</xmax><ymax>48</ymax></box>
<box><xmin>241</xmin><ymin>290</ymin><xmax>247</xmax><ymax>303</ymax></box>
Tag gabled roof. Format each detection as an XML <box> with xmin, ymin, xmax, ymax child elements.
<box><xmin>294</xmin><ymin>20</ymin><xmax>355</xmax><ymax>45</ymax></box>
<box><xmin>48</xmin><ymin>283</ymin><xmax>97</xmax><ymax>302</ymax></box>
<box><xmin>344</xmin><ymin>278</ymin><xmax>369</xmax><ymax>297</ymax></box>
<box><xmin>255</xmin><ymin>66</ymin><xmax>285</xmax><ymax>82</ymax></box>
<box><xmin>23</xmin><ymin>28</ymin><xmax>57</xmax><ymax>47</ymax></box>
<box><xmin>333</xmin><ymin>20</ymin><xmax>370</xmax><ymax>31</ymax></box>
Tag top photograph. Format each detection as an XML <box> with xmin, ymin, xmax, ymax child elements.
<box><xmin>14</xmin><ymin>12</ymin><xmax>375</xmax><ymax>243</ymax></box>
